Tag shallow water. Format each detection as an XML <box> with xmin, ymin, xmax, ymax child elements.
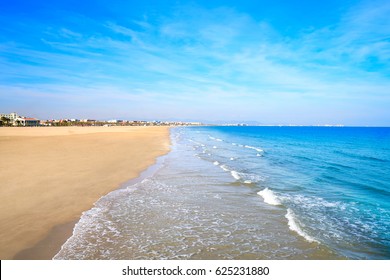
<box><xmin>54</xmin><ymin>126</ymin><xmax>390</xmax><ymax>259</ymax></box>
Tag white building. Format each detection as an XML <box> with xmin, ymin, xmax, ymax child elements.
<box><xmin>0</xmin><ymin>112</ymin><xmax>19</xmax><ymax>121</ymax></box>
<box><xmin>1</xmin><ymin>112</ymin><xmax>40</xmax><ymax>126</ymax></box>
<box><xmin>14</xmin><ymin>117</ymin><xmax>40</xmax><ymax>126</ymax></box>
<box><xmin>107</xmin><ymin>119</ymin><xmax>123</xmax><ymax>124</ymax></box>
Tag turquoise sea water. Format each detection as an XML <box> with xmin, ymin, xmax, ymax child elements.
<box><xmin>55</xmin><ymin>126</ymin><xmax>390</xmax><ymax>259</ymax></box>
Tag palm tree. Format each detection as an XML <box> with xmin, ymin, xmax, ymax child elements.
<box><xmin>1</xmin><ymin>116</ymin><xmax>11</xmax><ymax>126</ymax></box>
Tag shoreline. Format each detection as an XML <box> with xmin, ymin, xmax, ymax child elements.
<box><xmin>0</xmin><ymin>126</ymin><xmax>171</xmax><ymax>259</ymax></box>
<box><xmin>13</xmin><ymin>220</ymin><xmax>78</xmax><ymax>260</ymax></box>
<box><xmin>14</xmin><ymin>150</ymin><xmax>170</xmax><ymax>260</ymax></box>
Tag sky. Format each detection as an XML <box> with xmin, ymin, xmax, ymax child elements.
<box><xmin>0</xmin><ymin>0</ymin><xmax>389</xmax><ymax>125</ymax></box>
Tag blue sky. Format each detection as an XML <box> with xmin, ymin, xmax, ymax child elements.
<box><xmin>1</xmin><ymin>0</ymin><xmax>389</xmax><ymax>125</ymax></box>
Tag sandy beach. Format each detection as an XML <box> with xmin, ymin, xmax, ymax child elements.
<box><xmin>0</xmin><ymin>126</ymin><xmax>170</xmax><ymax>259</ymax></box>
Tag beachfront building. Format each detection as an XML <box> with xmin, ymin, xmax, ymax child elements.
<box><xmin>0</xmin><ymin>112</ymin><xmax>19</xmax><ymax>119</ymax></box>
<box><xmin>0</xmin><ymin>112</ymin><xmax>19</xmax><ymax>122</ymax></box>
<box><xmin>14</xmin><ymin>117</ymin><xmax>40</xmax><ymax>126</ymax></box>
<box><xmin>1</xmin><ymin>112</ymin><xmax>40</xmax><ymax>126</ymax></box>
<box><xmin>107</xmin><ymin>119</ymin><xmax>122</xmax><ymax>124</ymax></box>
<box><xmin>1</xmin><ymin>112</ymin><xmax>19</xmax><ymax>126</ymax></box>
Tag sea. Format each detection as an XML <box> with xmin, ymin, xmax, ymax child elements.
<box><xmin>54</xmin><ymin>126</ymin><xmax>390</xmax><ymax>260</ymax></box>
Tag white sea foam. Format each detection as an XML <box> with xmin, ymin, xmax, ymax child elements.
<box><xmin>256</xmin><ymin>153</ymin><xmax>262</xmax><ymax>157</ymax></box>
<box><xmin>213</xmin><ymin>146</ymin><xmax>217</xmax><ymax>149</ymax></box>
<box><xmin>243</xmin><ymin>174</ymin><xmax>265</xmax><ymax>183</ymax></box>
<box><xmin>216</xmin><ymin>138</ymin><xmax>223</xmax><ymax>142</ymax></box>
<box><xmin>189</xmin><ymin>140</ymin><xmax>202</xmax><ymax>146</ymax></box>
<box><xmin>245</xmin><ymin>145</ymin><xmax>264</xmax><ymax>153</ymax></box>
<box><xmin>230</xmin><ymin>157</ymin><xmax>235</xmax><ymax>161</ymax></box>
<box><xmin>285</xmin><ymin>209</ymin><xmax>318</xmax><ymax>243</ymax></box>
<box><xmin>283</xmin><ymin>194</ymin><xmax>344</xmax><ymax>209</ymax></box>
<box><xmin>257</xmin><ymin>188</ymin><xmax>282</xmax><ymax>206</ymax></box>
<box><xmin>232</xmin><ymin>143</ymin><xmax>237</xmax><ymax>146</ymax></box>
<box><xmin>244</xmin><ymin>180</ymin><xmax>252</xmax><ymax>184</ymax></box>
<box><xmin>209</xmin><ymin>136</ymin><xmax>216</xmax><ymax>140</ymax></box>
<box><xmin>220</xmin><ymin>165</ymin><xmax>230</xmax><ymax>172</ymax></box>
<box><xmin>213</xmin><ymin>161</ymin><xmax>220</xmax><ymax>166</ymax></box>
<box><xmin>231</xmin><ymin>170</ymin><xmax>241</xmax><ymax>180</ymax></box>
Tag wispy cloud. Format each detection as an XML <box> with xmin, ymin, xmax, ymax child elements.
<box><xmin>0</xmin><ymin>1</ymin><xmax>389</xmax><ymax>124</ymax></box>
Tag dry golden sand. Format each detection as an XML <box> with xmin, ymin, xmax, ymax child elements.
<box><xmin>0</xmin><ymin>126</ymin><xmax>170</xmax><ymax>259</ymax></box>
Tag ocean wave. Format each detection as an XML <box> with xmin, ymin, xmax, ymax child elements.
<box><xmin>283</xmin><ymin>194</ymin><xmax>344</xmax><ymax>209</ymax></box>
<box><xmin>257</xmin><ymin>188</ymin><xmax>282</xmax><ymax>206</ymax></box>
<box><xmin>230</xmin><ymin>142</ymin><xmax>265</xmax><ymax>155</ymax></box>
<box><xmin>244</xmin><ymin>145</ymin><xmax>264</xmax><ymax>153</ymax></box>
<box><xmin>213</xmin><ymin>161</ymin><xmax>220</xmax><ymax>166</ymax></box>
<box><xmin>285</xmin><ymin>209</ymin><xmax>319</xmax><ymax>243</ymax></box>
<box><xmin>189</xmin><ymin>139</ymin><xmax>202</xmax><ymax>146</ymax></box>
<box><xmin>220</xmin><ymin>165</ymin><xmax>230</xmax><ymax>172</ymax></box>
<box><xmin>218</xmin><ymin>165</ymin><xmax>242</xmax><ymax>181</ymax></box>
<box><xmin>242</xmin><ymin>173</ymin><xmax>265</xmax><ymax>183</ymax></box>
<box><xmin>218</xmin><ymin>163</ymin><xmax>263</xmax><ymax>183</ymax></box>
<box><xmin>336</xmin><ymin>150</ymin><xmax>389</xmax><ymax>163</ymax></box>
<box><xmin>230</xmin><ymin>170</ymin><xmax>241</xmax><ymax>180</ymax></box>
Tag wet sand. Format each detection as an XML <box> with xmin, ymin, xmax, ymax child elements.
<box><xmin>0</xmin><ymin>126</ymin><xmax>170</xmax><ymax>259</ymax></box>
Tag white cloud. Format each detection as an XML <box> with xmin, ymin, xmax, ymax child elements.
<box><xmin>1</xmin><ymin>1</ymin><xmax>389</xmax><ymax>124</ymax></box>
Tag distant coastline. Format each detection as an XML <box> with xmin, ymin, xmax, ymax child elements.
<box><xmin>0</xmin><ymin>111</ymin><xmax>204</xmax><ymax>127</ymax></box>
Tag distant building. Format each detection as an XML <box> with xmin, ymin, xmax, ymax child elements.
<box><xmin>0</xmin><ymin>112</ymin><xmax>19</xmax><ymax>121</ymax></box>
<box><xmin>107</xmin><ymin>119</ymin><xmax>122</xmax><ymax>124</ymax></box>
<box><xmin>1</xmin><ymin>112</ymin><xmax>40</xmax><ymax>126</ymax></box>
<box><xmin>14</xmin><ymin>117</ymin><xmax>40</xmax><ymax>126</ymax></box>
